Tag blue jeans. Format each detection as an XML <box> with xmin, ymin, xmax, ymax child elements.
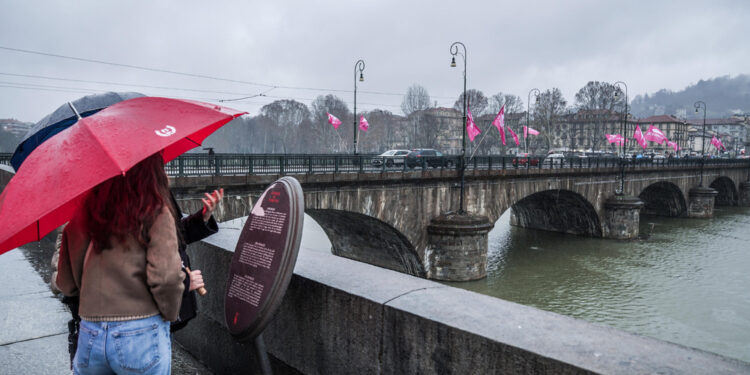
<box><xmin>74</xmin><ymin>315</ymin><xmax>172</xmax><ymax>374</ymax></box>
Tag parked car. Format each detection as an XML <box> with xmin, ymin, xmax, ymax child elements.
<box><xmin>511</xmin><ymin>153</ymin><xmax>540</xmax><ymax>167</ymax></box>
<box><xmin>545</xmin><ymin>153</ymin><xmax>565</xmax><ymax>166</ymax></box>
<box><xmin>371</xmin><ymin>149</ymin><xmax>410</xmax><ymax>167</ymax></box>
<box><xmin>405</xmin><ymin>149</ymin><xmax>454</xmax><ymax>168</ymax></box>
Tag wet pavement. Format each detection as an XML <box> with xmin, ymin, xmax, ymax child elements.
<box><xmin>0</xmin><ymin>246</ymin><xmax>213</xmax><ymax>374</ymax></box>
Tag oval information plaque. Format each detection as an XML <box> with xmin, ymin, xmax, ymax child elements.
<box><xmin>224</xmin><ymin>176</ymin><xmax>304</xmax><ymax>341</ymax></box>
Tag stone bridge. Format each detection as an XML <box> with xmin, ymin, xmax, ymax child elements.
<box><xmin>170</xmin><ymin>162</ymin><xmax>750</xmax><ymax>281</ymax></box>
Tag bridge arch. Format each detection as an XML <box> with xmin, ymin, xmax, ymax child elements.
<box><xmin>305</xmin><ymin>209</ymin><xmax>425</xmax><ymax>277</ymax></box>
<box><xmin>709</xmin><ymin>176</ymin><xmax>738</xmax><ymax>206</ymax></box>
<box><xmin>638</xmin><ymin>181</ymin><xmax>687</xmax><ymax>217</ymax></box>
<box><xmin>509</xmin><ymin>189</ymin><xmax>602</xmax><ymax>237</ymax></box>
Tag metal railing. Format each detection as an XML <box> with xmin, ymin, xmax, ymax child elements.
<box><xmin>1</xmin><ymin>152</ymin><xmax>747</xmax><ymax>177</ymax></box>
<box><xmin>0</xmin><ymin>153</ymin><xmax>10</xmax><ymax>167</ymax></box>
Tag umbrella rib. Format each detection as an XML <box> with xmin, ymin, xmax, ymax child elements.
<box><xmin>186</xmin><ymin>137</ymin><xmax>201</xmax><ymax>147</ymax></box>
<box><xmin>81</xmin><ymin>121</ymin><xmax>129</xmax><ymax>173</ymax></box>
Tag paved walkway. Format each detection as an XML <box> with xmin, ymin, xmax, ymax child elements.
<box><xmin>0</xmin><ymin>247</ymin><xmax>213</xmax><ymax>374</ymax></box>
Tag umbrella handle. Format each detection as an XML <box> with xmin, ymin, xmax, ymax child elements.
<box><xmin>185</xmin><ymin>267</ymin><xmax>207</xmax><ymax>296</ymax></box>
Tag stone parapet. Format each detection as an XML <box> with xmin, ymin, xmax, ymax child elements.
<box><xmin>603</xmin><ymin>195</ymin><xmax>644</xmax><ymax>239</ymax></box>
<box><xmin>176</xmin><ymin>225</ymin><xmax>750</xmax><ymax>374</ymax></box>
<box><xmin>425</xmin><ymin>213</ymin><xmax>494</xmax><ymax>281</ymax></box>
<box><xmin>688</xmin><ymin>186</ymin><xmax>718</xmax><ymax>218</ymax></box>
<box><xmin>740</xmin><ymin>181</ymin><xmax>750</xmax><ymax>207</ymax></box>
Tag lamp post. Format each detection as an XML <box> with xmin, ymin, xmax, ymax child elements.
<box><xmin>450</xmin><ymin>42</ymin><xmax>467</xmax><ymax>214</ymax></box>
<box><xmin>353</xmin><ymin>59</ymin><xmax>365</xmax><ymax>155</ymax></box>
<box><xmin>694</xmin><ymin>101</ymin><xmax>707</xmax><ymax>186</ymax></box>
<box><xmin>613</xmin><ymin>81</ymin><xmax>628</xmax><ymax>195</ymax></box>
<box><xmin>526</xmin><ymin>88</ymin><xmax>540</xmax><ymax>154</ymax></box>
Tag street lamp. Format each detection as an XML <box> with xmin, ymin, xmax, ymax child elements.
<box><xmin>694</xmin><ymin>101</ymin><xmax>707</xmax><ymax>186</ymax></box>
<box><xmin>526</xmin><ymin>88</ymin><xmax>540</xmax><ymax>154</ymax></box>
<box><xmin>450</xmin><ymin>41</ymin><xmax>467</xmax><ymax>214</ymax></box>
<box><xmin>613</xmin><ymin>81</ymin><xmax>628</xmax><ymax>195</ymax></box>
<box><xmin>353</xmin><ymin>59</ymin><xmax>365</xmax><ymax>155</ymax></box>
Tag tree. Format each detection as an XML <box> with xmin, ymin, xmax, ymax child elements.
<box><xmin>357</xmin><ymin>109</ymin><xmax>396</xmax><ymax>153</ymax></box>
<box><xmin>574</xmin><ymin>81</ymin><xmax>625</xmax><ymax>151</ymax></box>
<box><xmin>453</xmin><ymin>89</ymin><xmax>488</xmax><ymax>116</ymax></box>
<box><xmin>574</xmin><ymin>81</ymin><xmax>623</xmax><ymax>112</ymax></box>
<box><xmin>414</xmin><ymin>109</ymin><xmax>445</xmax><ymax>149</ymax></box>
<box><xmin>531</xmin><ymin>88</ymin><xmax>567</xmax><ymax>152</ymax></box>
<box><xmin>311</xmin><ymin>94</ymin><xmax>351</xmax><ymax>153</ymax></box>
<box><xmin>259</xmin><ymin>99</ymin><xmax>311</xmax><ymax>153</ymax></box>
<box><xmin>401</xmin><ymin>84</ymin><xmax>431</xmax><ymax>116</ymax></box>
<box><xmin>487</xmin><ymin>93</ymin><xmax>524</xmax><ymax>115</ymax></box>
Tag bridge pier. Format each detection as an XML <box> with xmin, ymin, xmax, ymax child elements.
<box><xmin>603</xmin><ymin>195</ymin><xmax>644</xmax><ymax>240</ymax></box>
<box><xmin>688</xmin><ymin>187</ymin><xmax>718</xmax><ymax>218</ymax></box>
<box><xmin>740</xmin><ymin>181</ymin><xmax>750</xmax><ymax>207</ymax></box>
<box><xmin>425</xmin><ymin>213</ymin><xmax>493</xmax><ymax>281</ymax></box>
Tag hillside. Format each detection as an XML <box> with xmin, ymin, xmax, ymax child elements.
<box><xmin>630</xmin><ymin>75</ymin><xmax>750</xmax><ymax>119</ymax></box>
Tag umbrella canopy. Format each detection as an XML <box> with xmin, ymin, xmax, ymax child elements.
<box><xmin>11</xmin><ymin>92</ymin><xmax>146</xmax><ymax>171</ymax></box>
<box><xmin>0</xmin><ymin>97</ymin><xmax>245</xmax><ymax>255</ymax></box>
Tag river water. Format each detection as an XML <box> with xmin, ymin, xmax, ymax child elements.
<box><xmin>441</xmin><ymin>206</ymin><xmax>750</xmax><ymax>363</ymax></box>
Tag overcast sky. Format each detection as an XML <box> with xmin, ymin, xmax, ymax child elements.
<box><xmin>1</xmin><ymin>0</ymin><xmax>748</xmax><ymax>122</ymax></box>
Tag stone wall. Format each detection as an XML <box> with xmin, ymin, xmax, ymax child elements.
<box><xmin>175</xmin><ymin>226</ymin><xmax>750</xmax><ymax>374</ymax></box>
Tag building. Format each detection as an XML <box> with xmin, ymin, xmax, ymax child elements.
<box><xmin>557</xmin><ymin>109</ymin><xmax>625</xmax><ymax>153</ymax></box>
<box><xmin>0</xmin><ymin>119</ymin><xmax>31</xmax><ymax>137</ymax></box>
<box><xmin>637</xmin><ymin>115</ymin><xmax>689</xmax><ymax>154</ymax></box>
<box><xmin>687</xmin><ymin>117</ymin><xmax>748</xmax><ymax>154</ymax></box>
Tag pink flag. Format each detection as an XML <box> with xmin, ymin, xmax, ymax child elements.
<box><xmin>667</xmin><ymin>140</ymin><xmax>679</xmax><ymax>151</ymax></box>
<box><xmin>327</xmin><ymin>113</ymin><xmax>342</xmax><ymax>129</ymax></box>
<box><xmin>711</xmin><ymin>136</ymin><xmax>725</xmax><ymax>150</ymax></box>
<box><xmin>359</xmin><ymin>115</ymin><xmax>369</xmax><ymax>132</ymax></box>
<box><xmin>507</xmin><ymin>127</ymin><xmax>520</xmax><ymax>146</ymax></box>
<box><xmin>644</xmin><ymin>124</ymin><xmax>667</xmax><ymax>144</ymax></box>
<box><xmin>633</xmin><ymin>124</ymin><xmax>648</xmax><ymax>149</ymax></box>
<box><xmin>524</xmin><ymin>126</ymin><xmax>540</xmax><ymax>137</ymax></box>
<box><xmin>606</xmin><ymin>134</ymin><xmax>625</xmax><ymax>146</ymax></box>
<box><xmin>492</xmin><ymin>106</ymin><xmax>506</xmax><ymax>145</ymax></box>
<box><xmin>466</xmin><ymin>107</ymin><xmax>481</xmax><ymax>142</ymax></box>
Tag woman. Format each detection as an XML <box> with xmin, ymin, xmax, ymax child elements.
<box><xmin>56</xmin><ymin>153</ymin><xmax>184</xmax><ymax>374</ymax></box>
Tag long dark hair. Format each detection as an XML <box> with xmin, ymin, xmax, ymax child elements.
<box><xmin>84</xmin><ymin>153</ymin><xmax>176</xmax><ymax>252</ymax></box>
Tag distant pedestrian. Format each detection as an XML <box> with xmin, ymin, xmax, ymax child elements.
<box><xmin>206</xmin><ymin>147</ymin><xmax>216</xmax><ymax>170</ymax></box>
<box><xmin>56</xmin><ymin>153</ymin><xmax>184</xmax><ymax>374</ymax></box>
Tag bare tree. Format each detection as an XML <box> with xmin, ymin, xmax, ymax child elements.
<box><xmin>260</xmin><ymin>99</ymin><xmax>311</xmax><ymax>153</ymax></box>
<box><xmin>574</xmin><ymin>81</ymin><xmax>623</xmax><ymax>112</ymax></box>
<box><xmin>401</xmin><ymin>84</ymin><xmax>432</xmax><ymax>116</ymax></box>
<box><xmin>574</xmin><ymin>81</ymin><xmax>625</xmax><ymax>151</ymax></box>
<box><xmin>414</xmin><ymin>109</ymin><xmax>444</xmax><ymax>149</ymax></box>
<box><xmin>531</xmin><ymin>88</ymin><xmax>567</xmax><ymax>152</ymax></box>
<box><xmin>357</xmin><ymin>109</ymin><xmax>396</xmax><ymax>153</ymax></box>
<box><xmin>453</xmin><ymin>89</ymin><xmax>488</xmax><ymax>116</ymax></box>
<box><xmin>487</xmin><ymin>93</ymin><xmax>524</xmax><ymax>115</ymax></box>
<box><xmin>311</xmin><ymin>94</ymin><xmax>351</xmax><ymax>153</ymax></box>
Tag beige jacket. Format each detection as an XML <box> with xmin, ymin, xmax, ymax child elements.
<box><xmin>56</xmin><ymin>205</ymin><xmax>185</xmax><ymax>322</ymax></box>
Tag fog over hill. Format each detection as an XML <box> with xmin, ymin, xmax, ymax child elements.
<box><xmin>630</xmin><ymin>75</ymin><xmax>750</xmax><ymax>119</ymax></box>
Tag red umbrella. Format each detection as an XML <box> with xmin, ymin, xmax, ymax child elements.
<box><xmin>0</xmin><ymin>97</ymin><xmax>245</xmax><ymax>255</ymax></box>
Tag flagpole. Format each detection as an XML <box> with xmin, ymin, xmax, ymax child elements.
<box><xmin>451</xmin><ymin>42</ymin><xmax>467</xmax><ymax>214</ymax></box>
<box><xmin>468</xmin><ymin>121</ymin><xmax>491</xmax><ymax>161</ymax></box>
<box><xmin>353</xmin><ymin>59</ymin><xmax>365</xmax><ymax>155</ymax></box>
<box><xmin>613</xmin><ymin>81</ymin><xmax>628</xmax><ymax>195</ymax></box>
<box><xmin>526</xmin><ymin>88</ymin><xmax>539</xmax><ymax>155</ymax></box>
